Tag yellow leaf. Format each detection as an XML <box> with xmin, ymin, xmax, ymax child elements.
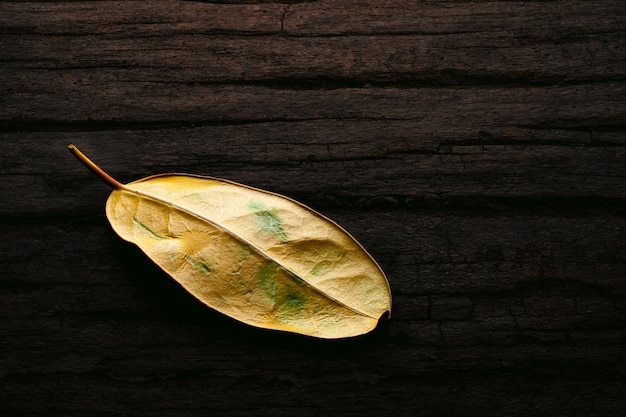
<box><xmin>69</xmin><ymin>145</ymin><xmax>392</xmax><ymax>339</ymax></box>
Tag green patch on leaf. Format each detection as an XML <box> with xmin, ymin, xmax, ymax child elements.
<box><xmin>280</xmin><ymin>289</ymin><xmax>306</xmax><ymax>313</ymax></box>
<box><xmin>275</xmin><ymin>274</ymin><xmax>307</xmax><ymax>323</ymax></box>
<box><xmin>133</xmin><ymin>217</ymin><xmax>163</xmax><ymax>239</ymax></box>
<box><xmin>238</xmin><ymin>245</ymin><xmax>252</xmax><ymax>260</ymax></box>
<box><xmin>258</xmin><ymin>261</ymin><xmax>279</xmax><ymax>301</ymax></box>
<box><xmin>184</xmin><ymin>254</ymin><xmax>212</xmax><ymax>275</ymax></box>
<box><xmin>247</xmin><ymin>201</ymin><xmax>288</xmax><ymax>242</ymax></box>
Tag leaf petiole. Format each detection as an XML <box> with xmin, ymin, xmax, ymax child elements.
<box><xmin>68</xmin><ymin>144</ymin><xmax>125</xmax><ymax>190</ymax></box>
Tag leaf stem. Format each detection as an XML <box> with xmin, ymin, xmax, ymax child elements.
<box><xmin>68</xmin><ymin>144</ymin><xmax>124</xmax><ymax>190</ymax></box>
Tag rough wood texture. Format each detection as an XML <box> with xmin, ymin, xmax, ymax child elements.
<box><xmin>1</xmin><ymin>1</ymin><xmax>625</xmax><ymax>416</ymax></box>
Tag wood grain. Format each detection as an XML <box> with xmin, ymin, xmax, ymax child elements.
<box><xmin>1</xmin><ymin>1</ymin><xmax>625</xmax><ymax>416</ymax></box>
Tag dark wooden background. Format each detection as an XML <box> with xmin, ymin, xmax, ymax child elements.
<box><xmin>1</xmin><ymin>1</ymin><xmax>625</xmax><ymax>416</ymax></box>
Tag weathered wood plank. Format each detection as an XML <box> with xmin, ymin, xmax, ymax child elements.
<box><xmin>3</xmin><ymin>1</ymin><xmax>624</xmax><ymax>39</ymax></box>
<box><xmin>3</xmin><ymin>32</ymin><xmax>624</xmax><ymax>83</ymax></box>
<box><xmin>4</xmin><ymin>81</ymin><xmax>625</xmax><ymax>129</ymax></box>
<box><xmin>2</xmin><ymin>116</ymin><xmax>625</xmax><ymax>216</ymax></box>
<box><xmin>2</xmin><ymin>1</ymin><xmax>624</xmax><ymax>85</ymax></box>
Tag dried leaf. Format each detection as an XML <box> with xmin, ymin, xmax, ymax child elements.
<box><xmin>69</xmin><ymin>145</ymin><xmax>391</xmax><ymax>339</ymax></box>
